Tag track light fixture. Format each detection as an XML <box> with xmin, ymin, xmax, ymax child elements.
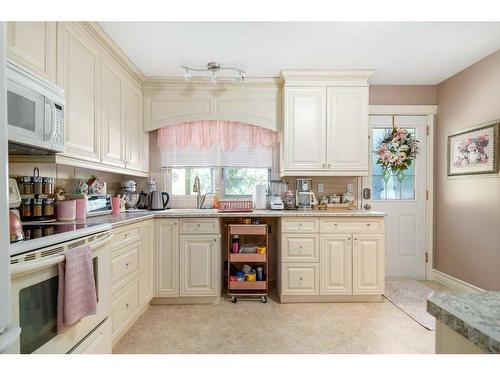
<box><xmin>181</xmin><ymin>62</ymin><xmax>246</xmax><ymax>83</ymax></box>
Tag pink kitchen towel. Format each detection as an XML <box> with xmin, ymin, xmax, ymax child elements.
<box><xmin>57</xmin><ymin>245</ymin><xmax>97</xmax><ymax>332</ymax></box>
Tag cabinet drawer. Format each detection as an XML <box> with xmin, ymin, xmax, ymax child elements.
<box><xmin>112</xmin><ymin>279</ymin><xmax>139</xmax><ymax>335</ymax></box>
<box><xmin>281</xmin><ymin>263</ymin><xmax>319</xmax><ymax>295</ymax></box>
<box><xmin>281</xmin><ymin>218</ymin><xmax>319</xmax><ymax>233</ymax></box>
<box><xmin>281</xmin><ymin>234</ymin><xmax>319</xmax><ymax>262</ymax></box>
<box><xmin>112</xmin><ymin>243</ymin><xmax>140</xmax><ymax>287</ymax></box>
<box><xmin>179</xmin><ymin>219</ymin><xmax>219</xmax><ymax>234</ymax></box>
<box><xmin>111</xmin><ymin>224</ymin><xmax>141</xmax><ymax>252</ymax></box>
<box><xmin>320</xmin><ymin>219</ymin><xmax>383</xmax><ymax>233</ymax></box>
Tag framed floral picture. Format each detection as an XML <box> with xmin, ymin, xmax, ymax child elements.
<box><xmin>447</xmin><ymin>121</ymin><xmax>499</xmax><ymax>176</ymax></box>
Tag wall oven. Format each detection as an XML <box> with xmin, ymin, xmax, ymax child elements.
<box><xmin>7</xmin><ymin>61</ymin><xmax>65</xmax><ymax>153</ymax></box>
<box><xmin>7</xmin><ymin>231</ymin><xmax>112</xmax><ymax>354</ymax></box>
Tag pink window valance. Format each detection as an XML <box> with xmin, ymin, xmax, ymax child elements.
<box><xmin>157</xmin><ymin>120</ymin><xmax>278</xmax><ymax>152</ymax></box>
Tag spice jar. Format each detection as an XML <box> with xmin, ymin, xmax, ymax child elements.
<box><xmin>43</xmin><ymin>198</ymin><xmax>55</xmax><ymax>216</ymax></box>
<box><xmin>18</xmin><ymin>176</ymin><xmax>33</xmax><ymax>195</ymax></box>
<box><xmin>33</xmin><ymin>198</ymin><xmax>43</xmax><ymax>217</ymax></box>
<box><xmin>33</xmin><ymin>176</ymin><xmax>42</xmax><ymax>195</ymax></box>
<box><xmin>21</xmin><ymin>198</ymin><xmax>32</xmax><ymax>217</ymax></box>
<box><xmin>42</xmin><ymin>177</ymin><xmax>55</xmax><ymax>195</ymax></box>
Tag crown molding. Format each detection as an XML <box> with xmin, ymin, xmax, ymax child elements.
<box><xmin>143</xmin><ymin>76</ymin><xmax>281</xmax><ymax>90</ymax></box>
<box><xmin>79</xmin><ymin>22</ymin><xmax>145</xmax><ymax>85</ymax></box>
<box><xmin>281</xmin><ymin>69</ymin><xmax>374</xmax><ymax>87</ymax></box>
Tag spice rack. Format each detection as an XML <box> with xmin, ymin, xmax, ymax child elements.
<box><xmin>18</xmin><ymin>167</ymin><xmax>56</xmax><ymax>221</ymax></box>
<box><xmin>227</xmin><ymin>224</ymin><xmax>269</xmax><ymax>303</ymax></box>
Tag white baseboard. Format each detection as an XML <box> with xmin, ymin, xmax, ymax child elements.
<box><xmin>431</xmin><ymin>269</ymin><xmax>483</xmax><ymax>292</ymax></box>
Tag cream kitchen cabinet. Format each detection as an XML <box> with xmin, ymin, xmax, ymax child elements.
<box><xmin>179</xmin><ymin>235</ymin><xmax>219</xmax><ymax>296</ymax></box>
<box><xmin>139</xmin><ymin>220</ymin><xmax>154</xmax><ymax>306</ymax></box>
<box><xmin>123</xmin><ymin>81</ymin><xmax>144</xmax><ymax>172</ymax></box>
<box><xmin>282</xmin><ymin>87</ymin><xmax>327</xmax><ymax>172</ymax></box>
<box><xmin>280</xmin><ymin>70</ymin><xmax>372</xmax><ymax>177</ymax></box>
<box><xmin>352</xmin><ymin>233</ymin><xmax>384</xmax><ymax>295</ymax></box>
<box><xmin>57</xmin><ymin>22</ymin><xmax>101</xmax><ymax>162</ymax></box>
<box><xmin>280</xmin><ymin>216</ymin><xmax>384</xmax><ymax>302</ymax></box>
<box><xmin>320</xmin><ymin>234</ymin><xmax>352</xmax><ymax>295</ymax></box>
<box><xmin>155</xmin><ymin>219</ymin><xmax>179</xmax><ymax>297</ymax></box>
<box><xmin>101</xmin><ymin>54</ymin><xmax>125</xmax><ymax>168</ymax></box>
<box><xmin>6</xmin><ymin>22</ymin><xmax>57</xmax><ymax>83</ymax></box>
<box><xmin>326</xmin><ymin>87</ymin><xmax>369</xmax><ymax>173</ymax></box>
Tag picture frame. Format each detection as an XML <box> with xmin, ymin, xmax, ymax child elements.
<box><xmin>447</xmin><ymin>121</ymin><xmax>499</xmax><ymax>176</ymax></box>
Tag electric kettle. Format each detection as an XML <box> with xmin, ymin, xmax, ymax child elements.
<box><xmin>150</xmin><ymin>191</ymin><xmax>170</xmax><ymax>211</ymax></box>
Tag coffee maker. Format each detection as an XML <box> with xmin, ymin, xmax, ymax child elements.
<box><xmin>295</xmin><ymin>178</ymin><xmax>316</xmax><ymax>210</ymax></box>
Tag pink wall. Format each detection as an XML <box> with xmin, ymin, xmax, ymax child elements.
<box><xmin>435</xmin><ymin>50</ymin><xmax>500</xmax><ymax>290</ymax></box>
<box><xmin>370</xmin><ymin>85</ymin><xmax>437</xmax><ymax>105</ymax></box>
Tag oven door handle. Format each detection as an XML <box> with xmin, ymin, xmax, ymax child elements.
<box><xmin>11</xmin><ymin>233</ymin><xmax>113</xmax><ymax>277</ymax></box>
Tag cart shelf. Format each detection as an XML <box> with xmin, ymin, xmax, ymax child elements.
<box><xmin>229</xmin><ymin>281</ymin><xmax>267</xmax><ymax>290</ymax></box>
<box><xmin>229</xmin><ymin>253</ymin><xmax>266</xmax><ymax>263</ymax></box>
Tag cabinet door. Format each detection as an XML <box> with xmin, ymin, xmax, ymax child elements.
<box><xmin>155</xmin><ymin>219</ymin><xmax>179</xmax><ymax>297</ymax></box>
<box><xmin>320</xmin><ymin>234</ymin><xmax>352</xmax><ymax>295</ymax></box>
<box><xmin>123</xmin><ymin>81</ymin><xmax>143</xmax><ymax>171</ymax></box>
<box><xmin>139</xmin><ymin>220</ymin><xmax>154</xmax><ymax>306</ymax></box>
<box><xmin>6</xmin><ymin>22</ymin><xmax>57</xmax><ymax>83</ymax></box>
<box><xmin>180</xmin><ymin>235</ymin><xmax>219</xmax><ymax>296</ymax></box>
<box><xmin>58</xmin><ymin>23</ymin><xmax>101</xmax><ymax>162</ymax></box>
<box><xmin>352</xmin><ymin>233</ymin><xmax>384</xmax><ymax>294</ymax></box>
<box><xmin>283</xmin><ymin>87</ymin><xmax>326</xmax><ymax>171</ymax></box>
<box><xmin>326</xmin><ymin>87</ymin><xmax>369</xmax><ymax>174</ymax></box>
<box><xmin>101</xmin><ymin>55</ymin><xmax>125</xmax><ymax>168</ymax></box>
<box><xmin>281</xmin><ymin>263</ymin><xmax>319</xmax><ymax>295</ymax></box>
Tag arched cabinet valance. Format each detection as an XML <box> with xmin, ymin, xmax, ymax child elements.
<box><xmin>143</xmin><ymin>82</ymin><xmax>281</xmax><ymax>132</ymax></box>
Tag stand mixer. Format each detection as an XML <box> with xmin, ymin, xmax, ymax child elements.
<box><xmin>268</xmin><ymin>180</ymin><xmax>288</xmax><ymax>210</ymax></box>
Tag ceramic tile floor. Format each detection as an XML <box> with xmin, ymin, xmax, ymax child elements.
<box><xmin>113</xmin><ymin>280</ymin><xmax>447</xmax><ymax>354</ymax></box>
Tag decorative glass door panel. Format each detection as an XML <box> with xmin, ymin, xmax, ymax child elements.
<box><xmin>372</xmin><ymin>128</ymin><xmax>416</xmax><ymax>200</ymax></box>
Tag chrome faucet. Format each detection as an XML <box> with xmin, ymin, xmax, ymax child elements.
<box><xmin>193</xmin><ymin>176</ymin><xmax>208</xmax><ymax>209</ymax></box>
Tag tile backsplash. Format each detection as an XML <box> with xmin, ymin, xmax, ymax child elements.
<box><xmin>8</xmin><ymin>162</ymin><xmax>149</xmax><ymax>197</ymax></box>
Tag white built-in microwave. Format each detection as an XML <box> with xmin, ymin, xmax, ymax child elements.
<box><xmin>7</xmin><ymin>61</ymin><xmax>65</xmax><ymax>153</ymax></box>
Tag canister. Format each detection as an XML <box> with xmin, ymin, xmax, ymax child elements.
<box><xmin>256</xmin><ymin>266</ymin><xmax>264</xmax><ymax>281</ymax></box>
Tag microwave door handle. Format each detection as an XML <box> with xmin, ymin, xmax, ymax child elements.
<box><xmin>10</xmin><ymin>233</ymin><xmax>113</xmax><ymax>277</ymax></box>
<box><xmin>46</xmin><ymin>98</ymin><xmax>57</xmax><ymax>141</ymax></box>
<box><xmin>44</xmin><ymin>98</ymin><xmax>52</xmax><ymax>139</ymax></box>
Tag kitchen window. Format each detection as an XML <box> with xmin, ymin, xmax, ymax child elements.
<box><xmin>159</xmin><ymin>120</ymin><xmax>278</xmax><ymax>201</ymax></box>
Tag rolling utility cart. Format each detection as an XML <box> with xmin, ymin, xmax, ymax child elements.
<box><xmin>226</xmin><ymin>224</ymin><xmax>269</xmax><ymax>303</ymax></box>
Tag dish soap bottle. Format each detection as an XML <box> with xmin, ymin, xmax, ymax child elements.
<box><xmin>212</xmin><ymin>188</ymin><xmax>220</xmax><ymax>209</ymax></box>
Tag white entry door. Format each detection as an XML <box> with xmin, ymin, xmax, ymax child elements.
<box><xmin>367</xmin><ymin>115</ymin><xmax>428</xmax><ymax>279</ymax></box>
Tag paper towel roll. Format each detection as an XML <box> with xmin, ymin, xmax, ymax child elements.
<box><xmin>254</xmin><ymin>184</ymin><xmax>267</xmax><ymax>209</ymax></box>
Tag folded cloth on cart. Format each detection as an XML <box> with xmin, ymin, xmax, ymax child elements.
<box><xmin>57</xmin><ymin>245</ymin><xmax>97</xmax><ymax>332</ymax></box>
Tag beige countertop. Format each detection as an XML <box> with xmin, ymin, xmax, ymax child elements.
<box><xmin>85</xmin><ymin>209</ymin><xmax>386</xmax><ymax>229</ymax></box>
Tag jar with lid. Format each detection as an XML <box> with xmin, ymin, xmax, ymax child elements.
<box><xmin>18</xmin><ymin>176</ymin><xmax>33</xmax><ymax>195</ymax></box>
<box><xmin>33</xmin><ymin>176</ymin><xmax>43</xmax><ymax>195</ymax></box>
<box><xmin>42</xmin><ymin>177</ymin><xmax>55</xmax><ymax>195</ymax></box>
<box><xmin>21</xmin><ymin>198</ymin><xmax>32</xmax><ymax>217</ymax></box>
<box><xmin>33</xmin><ymin>198</ymin><xmax>43</xmax><ymax>217</ymax></box>
<box><xmin>43</xmin><ymin>198</ymin><xmax>55</xmax><ymax>216</ymax></box>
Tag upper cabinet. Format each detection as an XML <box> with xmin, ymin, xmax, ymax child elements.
<box><xmin>7</xmin><ymin>22</ymin><xmax>149</xmax><ymax>177</ymax></box>
<box><xmin>6</xmin><ymin>22</ymin><xmax>57</xmax><ymax>83</ymax></box>
<box><xmin>58</xmin><ymin>23</ymin><xmax>102</xmax><ymax>162</ymax></box>
<box><xmin>280</xmin><ymin>70</ymin><xmax>373</xmax><ymax>176</ymax></box>
<box><xmin>282</xmin><ymin>88</ymin><xmax>327</xmax><ymax>171</ymax></box>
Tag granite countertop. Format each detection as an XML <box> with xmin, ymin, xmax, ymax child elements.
<box><xmin>427</xmin><ymin>291</ymin><xmax>500</xmax><ymax>353</ymax></box>
<box><xmin>85</xmin><ymin>208</ymin><xmax>386</xmax><ymax>228</ymax></box>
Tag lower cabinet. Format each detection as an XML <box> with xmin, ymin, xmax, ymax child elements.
<box><xmin>110</xmin><ymin>220</ymin><xmax>154</xmax><ymax>344</ymax></box>
<box><xmin>280</xmin><ymin>217</ymin><xmax>385</xmax><ymax>301</ymax></box>
<box><xmin>281</xmin><ymin>263</ymin><xmax>319</xmax><ymax>295</ymax></box>
<box><xmin>179</xmin><ymin>235</ymin><xmax>219</xmax><ymax>296</ymax></box>
<box><xmin>320</xmin><ymin>234</ymin><xmax>352</xmax><ymax>295</ymax></box>
<box><xmin>352</xmin><ymin>233</ymin><xmax>384</xmax><ymax>295</ymax></box>
<box><xmin>155</xmin><ymin>218</ymin><xmax>221</xmax><ymax>300</ymax></box>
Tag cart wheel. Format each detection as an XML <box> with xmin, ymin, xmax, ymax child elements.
<box><xmin>231</xmin><ymin>296</ymin><xmax>237</xmax><ymax>303</ymax></box>
<box><xmin>260</xmin><ymin>296</ymin><xmax>267</xmax><ymax>303</ymax></box>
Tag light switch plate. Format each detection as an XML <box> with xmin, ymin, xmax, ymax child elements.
<box><xmin>318</xmin><ymin>183</ymin><xmax>324</xmax><ymax>193</ymax></box>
